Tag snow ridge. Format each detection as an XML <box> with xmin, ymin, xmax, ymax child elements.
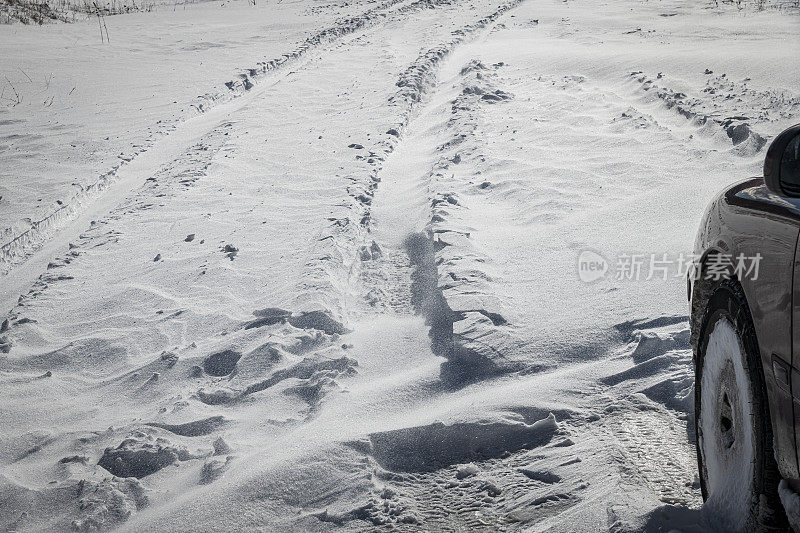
<box><xmin>401</xmin><ymin>58</ymin><xmax>522</xmax><ymax>383</ymax></box>
<box><xmin>629</xmin><ymin>71</ymin><xmax>800</xmax><ymax>155</ymax></box>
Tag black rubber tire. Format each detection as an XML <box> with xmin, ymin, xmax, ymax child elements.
<box><xmin>694</xmin><ymin>279</ymin><xmax>789</xmax><ymax>532</ymax></box>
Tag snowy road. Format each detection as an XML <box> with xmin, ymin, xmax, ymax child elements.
<box><xmin>0</xmin><ymin>0</ymin><xmax>798</xmax><ymax>530</ymax></box>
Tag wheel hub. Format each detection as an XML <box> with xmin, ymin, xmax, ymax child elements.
<box><xmin>716</xmin><ymin>362</ymin><xmax>738</xmax><ymax>451</ymax></box>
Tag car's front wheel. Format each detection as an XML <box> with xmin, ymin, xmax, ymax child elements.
<box><xmin>695</xmin><ymin>280</ymin><xmax>788</xmax><ymax>532</ymax></box>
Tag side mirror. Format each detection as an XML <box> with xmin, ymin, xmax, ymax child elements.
<box><xmin>764</xmin><ymin>124</ymin><xmax>800</xmax><ymax>197</ymax></box>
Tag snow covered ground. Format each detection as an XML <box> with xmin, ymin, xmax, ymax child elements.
<box><xmin>0</xmin><ymin>0</ymin><xmax>798</xmax><ymax>530</ymax></box>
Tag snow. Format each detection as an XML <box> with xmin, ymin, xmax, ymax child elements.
<box><xmin>0</xmin><ymin>0</ymin><xmax>798</xmax><ymax>530</ymax></box>
<box><xmin>779</xmin><ymin>480</ymin><xmax>800</xmax><ymax>531</ymax></box>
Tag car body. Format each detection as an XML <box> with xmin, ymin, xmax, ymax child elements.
<box><xmin>690</xmin><ymin>124</ymin><xmax>800</xmax><ymax>531</ymax></box>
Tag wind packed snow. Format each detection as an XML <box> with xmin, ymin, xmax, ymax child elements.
<box><xmin>0</xmin><ymin>0</ymin><xmax>797</xmax><ymax>530</ymax></box>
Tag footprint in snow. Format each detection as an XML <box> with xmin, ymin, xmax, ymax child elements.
<box><xmin>220</xmin><ymin>244</ymin><xmax>238</xmax><ymax>260</ymax></box>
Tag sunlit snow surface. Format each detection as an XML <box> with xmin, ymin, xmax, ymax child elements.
<box><xmin>0</xmin><ymin>0</ymin><xmax>798</xmax><ymax>530</ymax></box>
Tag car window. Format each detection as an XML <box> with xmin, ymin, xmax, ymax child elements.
<box><xmin>782</xmin><ymin>133</ymin><xmax>800</xmax><ymax>186</ymax></box>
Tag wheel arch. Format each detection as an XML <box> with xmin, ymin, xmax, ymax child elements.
<box><xmin>690</xmin><ymin>247</ymin><xmax>739</xmax><ymax>351</ymax></box>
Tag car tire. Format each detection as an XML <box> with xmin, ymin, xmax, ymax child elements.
<box><xmin>695</xmin><ymin>279</ymin><xmax>789</xmax><ymax>532</ymax></box>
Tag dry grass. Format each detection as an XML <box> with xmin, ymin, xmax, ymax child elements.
<box><xmin>0</xmin><ymin>0</ymin><xmax>156</xmax><ymax>24</ymax></box>
<box><xmin>710</xmin><ymin>0</ymin><xmax>800</xmax><ymax>10</ymax></box>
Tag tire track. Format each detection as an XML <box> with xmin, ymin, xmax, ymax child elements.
<box><xmin>352</xmin><ymin>0</ymin><xmax>525</xmax><ymax>329</ymax></box>
<box><xmin>0</xmin><ymin>0</ymin><xmax>449</xmax><ymax>277</ymax></box>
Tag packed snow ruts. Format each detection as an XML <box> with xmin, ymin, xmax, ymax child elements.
<box><xmin>0</xmin><ymin>0</ymin><xmax>464</xmax><ymax>273</ymax></box>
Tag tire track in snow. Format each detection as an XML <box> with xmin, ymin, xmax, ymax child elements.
<box><xmin>208</xmin><ymin>0</ymin><xmax>468</xmax><ymax>106</ymax></box>
<box><xmin>352</xmin><ymin>0</ymin><xmax>525</xmax><ymax>363</ymax></box>
<box><xmin>0</xmin><ymin>0</ymin><xmax>450</xmax><ymax>278</ymax></box>
<box><xmin>0</xmin><ymin>0</ymin><xmax>475</xmax><ymax>317</ymax></box>
<box><xmin>599</xmin><ymin>322</ymin><xmax>699</xmax><ymax>508</ymax></box>
<box><xmin>364</xmin><ymin>53</ymin><xmax>529</xmax><ymax>385</ymax></box>
<box><xmin>339</xmin><ymin>321</ymin><xmax>702</xmax><ymax>531</ymax></box>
